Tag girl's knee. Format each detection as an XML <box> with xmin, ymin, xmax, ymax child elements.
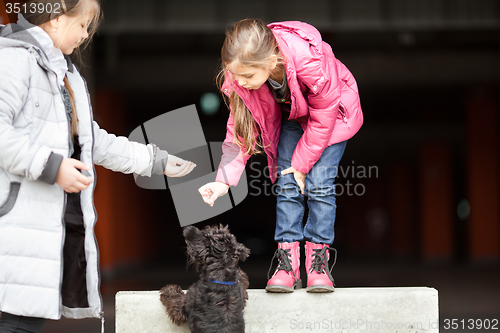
<box><xmin>275</xmin><ymin>182</ymin><xmax>302</xmax><ymax>198</ymax></box>
<box><xmin>304</xmin><ymin>184</ymin><xmax>336</xmax><ymax>198</ymax></box>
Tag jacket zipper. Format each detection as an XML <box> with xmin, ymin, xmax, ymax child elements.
<box><xmin>58</xmin><ymin>82</ymin><xmax>72</xmax><ymax>318</ymax></box>
<box><xmin>58</xmin><ymin>194</ymin><xmax>67</xmax><ymax>318</ymax></box>
<box><xmin>81</xmin><ymin>75</ymin><xmax>105</xmax><ymax>332</ymax></box>
<box><xmin>291</xmin><ymin>92</ymin><xmax>297</xmax><ymax>118</ymax></box>
<box><xmin>93</xmin><ymin>136</ymin><xmax>105</xmax><ymax>333</ymax></box>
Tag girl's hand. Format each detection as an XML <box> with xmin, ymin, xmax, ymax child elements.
<box><xmin>281</xmin><ymin>167</ymin><xmax>306</xmax><ymax>195</ymax></box>
<box><xmin>198</xmin><ymin>182</ymin><xmax>230</xmax><ymax>207</ymax></box>
<box><xmin>164</xmin><ymin>154</ymin><xmax>196</xmax><ymax>177</ymax></box>
<box><xmin>56</xmin><ymin>158</ymin><xmax>94</xmax><ymax>193</ymax></box>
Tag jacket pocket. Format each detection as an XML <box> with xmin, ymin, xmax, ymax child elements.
<box><xmin>0</xmin><ymin>182</ymin><xmax>21</xmax><ymax>218</ymax></box>
<box><xmin>338</xmin><ymin>103</ymin><xmax>350</xmax><ymax>130</ymax></box>
<box><xmin>338</xmin><ymin>103</ymin><xmax>348</xmax><ymax>120</ymax></box>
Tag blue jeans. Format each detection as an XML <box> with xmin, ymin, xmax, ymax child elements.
<box><xmin>275</xmin><ymin>120</ymin><xmax>347</xmax><ymax>245</ymax></box>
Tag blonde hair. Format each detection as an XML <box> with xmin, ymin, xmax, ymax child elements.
<box><xmin>218</xmin><ymin>19</ymin><xmax>284</xmax><ymax>156</ymax></box>
<box><xmin>25</xmin><ymin>0</ymin><xmax>102</xmax><ymax>138</ymax></box>
<box><xmin>25</xmin><ymin>0</ymin><xmax>102</xmax><ymax>55</ymax></box>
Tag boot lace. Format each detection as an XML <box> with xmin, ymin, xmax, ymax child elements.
<box><xmin>310</xmin><ymin>247</ymin><xmax>337</xmax><ymax>284</ymax></box>
<box><xmin>267</xmin><ymin>248</ymin><xmax>298</xmax><ymax>281</ymax></box>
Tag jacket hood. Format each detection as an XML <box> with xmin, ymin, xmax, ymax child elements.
<box><xmin>0</xmin><ymin>23</ymin><xmax>42</xmax><ymax>50</ymax></box>
<box><xmin>0</xmin><ymin>23</ymin><xmax>74</xmax><ymax>74</ymax></box>
<box><xmin>268</xmin><ymin>21</ymin><xmax>323</xmax><ymax>52</ymax></box>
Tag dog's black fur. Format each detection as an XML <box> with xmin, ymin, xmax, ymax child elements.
<box><xmin>160</xmin><ymin>224</ymin><xmax>250</xmax><ymax>333</ymax></box>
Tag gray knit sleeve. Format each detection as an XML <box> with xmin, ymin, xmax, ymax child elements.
<box><xmin>151</xmin><ymin>144</ymin><xmax>169</xmax><ymax>175</ymax></box>
<box><xmin>39</xmin><ymin>152</ymin><xmax>64</xmax><ymax>184</ymax></box>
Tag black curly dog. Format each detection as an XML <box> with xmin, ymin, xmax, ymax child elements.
<box><xmin>160</xmin><ymin>225</ymin><xmax>250</xmax><ymax>333</ymax></box>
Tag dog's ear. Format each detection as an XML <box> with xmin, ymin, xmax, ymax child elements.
<box><xmin>235</xmin><ymin>242</ymin><xmax>250</xmax><ymax>261</ymax></box>
<box><xmin>183</xmin><ymin>226</ymin><xmax>202</xmax><ymax>242</ymax></box>
<box><xmin>183</xmin><ymin>226</ymin><xmax>209</xmax><ymax>265</ymax></box>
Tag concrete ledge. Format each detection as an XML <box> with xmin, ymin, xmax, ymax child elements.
<box><xmin>116</xmin><ymin>287</ymin><xmax>438</xmax><ymax>332</ymax></box>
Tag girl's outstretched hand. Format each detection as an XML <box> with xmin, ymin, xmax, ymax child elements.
<box><xmin>198</xmin><ymin>182</ymin><xmax>229</xmax><ymax>207</ymax></box>
<box><xmin>56</xmin><ymin>158</ymin><xmax>94</xmax><ymax>193</ymax></box>
<box><xmin>281</xmin><ymin>167</ymin><xmax>306</xmax><ymax>195</ymax></box>
<box><xmin>164</xmin><ymin>154</ymin><xmax>196</xmax><ymax>177</ymax></box>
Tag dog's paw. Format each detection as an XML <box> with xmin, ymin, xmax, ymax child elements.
<box><xmin>159</xmin><ymin>285</ymin><xmax>188</xmax><ymax>325</ymax></box>
<box><xmin>160</xmin><ymin>284</ymin><xmax>183</xmax><ymax>301</ymax></box>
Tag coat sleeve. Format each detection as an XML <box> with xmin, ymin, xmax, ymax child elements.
<box><xmin>215</xmin><ymin>108</ymin><xmax>253</xmax><ymax>187</ymax></box>
<box><xmin>92</xmin><ymin>121</ymin><xmax>168</xmax><ymax>176</ymax></box>
<box><xmin>290</xmin><ymin>41</ymin><xmax>340</xmax><ymax>174</ymax></box>
<box><xmin>0</xmin><ymin>48</ymin><xmax>54</xmax><ymax>181</ymax></box>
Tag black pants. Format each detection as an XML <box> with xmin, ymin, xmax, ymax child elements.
<box><xmin>0</xmin><ymin>313</ymin><xmax>46</xmax><ymax>333</ymax></box>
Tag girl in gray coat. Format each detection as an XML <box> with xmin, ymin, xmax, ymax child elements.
<box><xmin>0</xmin><ymin>1</ymin><xmax>195</xmax><ymax>332</ymax></box>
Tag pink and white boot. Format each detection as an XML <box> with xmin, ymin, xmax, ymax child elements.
<box><xmin>305</xmin><ymin>242</ymin><xmax>336</xmax><ymax>292</ymax></box>
<box><xmin>265</xmin><ymin>242</ymin><xmax>302</xmax><ymax>292</ymax></box>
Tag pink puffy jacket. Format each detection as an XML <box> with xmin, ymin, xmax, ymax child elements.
<box><xmin>216</xmin><ymin>21</ymin><xmax>363</xmax><ymax>186</ymax></box>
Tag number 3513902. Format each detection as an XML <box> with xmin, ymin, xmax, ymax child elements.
<box><xmin>5</xmin><ymin>3</ymin><xmax>61</xmax><ymax>15</ymax></box>
<box><xmin>443</xmin><ymin>319</ymin><xmax>498</xmax><ymax>330</ymax></box>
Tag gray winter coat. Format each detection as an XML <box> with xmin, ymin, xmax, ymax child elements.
<box><xmin>0</xmin><ymin>23</ymin><xmax>167</xmax><ymax>320</ymax></box>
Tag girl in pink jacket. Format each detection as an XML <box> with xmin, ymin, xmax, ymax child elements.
<box><xmin>199</xmin><ymin>19</ymin><xmax>363</xmax><ymax>292</ymax></box>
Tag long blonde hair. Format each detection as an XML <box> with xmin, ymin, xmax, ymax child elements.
<box><xmin>219</xmin><ymin>19</ymin><xmax>284</xmax><ymax>155</ymax></box>
<box><xmin>24</xmin><ymin>0</ymin><xmax>102</xmax><ymax>138</ymax></box>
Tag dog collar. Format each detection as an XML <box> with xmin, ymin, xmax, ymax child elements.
<box><xmin>206</xmin><ymin>279</ymin><xmax>238</xmax><ymax>286</ymax></box>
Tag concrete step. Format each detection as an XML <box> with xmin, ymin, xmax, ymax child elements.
<box><xmin>115</xmin><ymin>287</ymin><xmax>438</xmax><ymax>332</ymax></box>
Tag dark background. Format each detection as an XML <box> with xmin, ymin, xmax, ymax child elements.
<box><xmin>1</xmin><ymin>0</ymin><xmax>500</xmax><ymax>331</ymax></box>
